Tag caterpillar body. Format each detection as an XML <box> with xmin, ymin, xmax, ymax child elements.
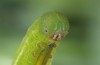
<box><xmin>12</xmin><ymin>12</ymin><xmax>69</xmax><ymax>65</ymax></box>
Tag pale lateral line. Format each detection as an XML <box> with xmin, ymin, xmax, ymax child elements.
<box><xmin>13</xmin><ymin>45</ymin><xmax>26</xmax><ymax>65</ymax></box>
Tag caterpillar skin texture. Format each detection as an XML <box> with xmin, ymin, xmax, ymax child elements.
<box><xmin>12</xmin><ymin>12</ymin><xmax>69</xmax><ymax>65</ymax></box>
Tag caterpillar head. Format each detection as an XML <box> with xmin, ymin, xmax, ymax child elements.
<box><xmin>40</xmin><ymin>12</ymin><xmax>69</xmax><ymax>41</ymax></box>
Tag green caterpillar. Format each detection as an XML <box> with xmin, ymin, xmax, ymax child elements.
<box><xmin>12</xmin><ymin>12</ymin><xmax>69</xmax><ymax>65</ymax></box>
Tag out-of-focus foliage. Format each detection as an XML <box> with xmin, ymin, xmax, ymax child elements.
<box><xmin>0</xmin><ymin>0</ymin><xmax>100</xmax><ymax>65</ymax></box>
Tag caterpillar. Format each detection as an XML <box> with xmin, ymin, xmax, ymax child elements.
<box><xmin>12</xmin><ymin>12</ymin><xmax>69</xmax><ymax>65</ymax></box>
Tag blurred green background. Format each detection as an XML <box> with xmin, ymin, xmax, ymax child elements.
<box><xmin>0</xmin><ymin>0</ymin><xmax>100</xmax><ymax>65</ymax></box>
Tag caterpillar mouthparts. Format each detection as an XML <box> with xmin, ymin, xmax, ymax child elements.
<box><xmin>53</xmin><ymin>34</ymin><xmax>61</xmax><ymax>41</ymax></box>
